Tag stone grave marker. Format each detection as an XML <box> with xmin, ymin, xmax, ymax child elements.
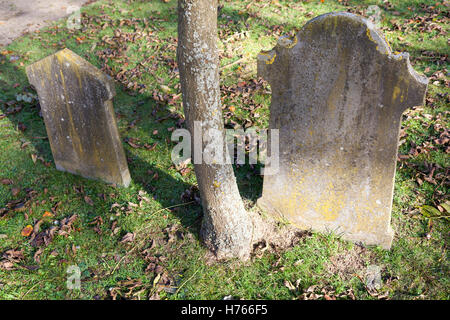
<box><xmin>257</xmin><ymin>12</ymin><xmax>428</xmax><ymax>248</ymax></box>
<box><xmin>26</xmin><ymin>48</ymin><xmax>131</xmax><ymax>187</ymax></box>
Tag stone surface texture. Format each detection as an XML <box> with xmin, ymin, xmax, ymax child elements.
<box><xmin>257</xmin><ymin>12</ymin><xmax>428</xmax><ymax>249</ymax></box>
<box><xmin>26</xmin><ymin>48</ymin><xmax>131</xmax><ymax>187</ymax></box>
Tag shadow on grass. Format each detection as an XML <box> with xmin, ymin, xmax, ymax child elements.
<box><xmin>0</xmin><ymin>46</ymin><xmax>264</xmax><ymax>238</ymax></box>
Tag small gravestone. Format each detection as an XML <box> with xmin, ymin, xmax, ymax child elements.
<box><xmin>26</xmin><ymin>49</ymin><xmax>131</xmax><ymax>187</ymax></box>
<box><xmin>257</xmin><ymin>12</ymin><xmax>428</xmax><ymax>248</ymax></box>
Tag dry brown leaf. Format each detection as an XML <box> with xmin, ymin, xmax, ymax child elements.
<box><xmin>121</xmin><ymin>232</ymin><xmax>135</xmax><ymax>243</ymax></box>
<box><xmin>84</xmin><ymin>196</ymin><xmax>94</xmax><ymax>206</ymax></box>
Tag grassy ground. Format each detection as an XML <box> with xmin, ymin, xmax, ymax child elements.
<box><xmin>0</xmin><ymin>0</ymin><xmax>448</xmax><ymax>300</ymax></box>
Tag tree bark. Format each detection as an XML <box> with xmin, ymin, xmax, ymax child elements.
<box><xmin>177</xmin><ymin>0</ymin><xmax>254</xmax><ymax>260</ymax></box>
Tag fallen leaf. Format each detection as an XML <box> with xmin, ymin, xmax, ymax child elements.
<box><xmin>0</xmin><ymin>260</ymin><xmax>14</xmax><ymax>270</ymax></box>
<box><xmin>420</xmin><ymin>205</ymin><xmax>442</xmax><ymax>218</ymax></box>
<box><xmin>120</xmin><ymin>232</ymin><xmax>135</xmax><ymax>243</ymax></box>
<box><xmin>34</xmin><ymin>248</ymin><xmax>44</xmax><ymax>263</ymax></box>
<box><xmin>84</xmin><ymin>196</ymin><xmax>94</xmax><ymax>206</ymax></box>
<box><xmin>58</xmin><ymin>214</ymin><xmax>78</xmax><ymax>236</ymax></box>
<box><xmin>11</xmin><ymin>188</ymin><xmax>20</xmax><ymax>197</ymax></box>
<box><xmin>42</xmin><ymin>211</ymin><xmax>53</xmax><ymax>218</ymax></box>
<box><xmin>1</xmin><ymin>179</ymin><xmax>13</xmax><ymax>185</ymax></box>
<box><xmin>21</xmin><ymin>225</ymin><xmax>33</xmax><ymax>237</ymax></box>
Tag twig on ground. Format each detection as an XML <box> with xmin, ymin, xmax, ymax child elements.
<box><xmin>220</xmin><ymin>57</ymin><xmax>246</xmax><ymax>70</ymax></box>
<box><xmin>176</xmin><ymin>267</ymin><xmax>201</xmax><ymax>296</ymax></box>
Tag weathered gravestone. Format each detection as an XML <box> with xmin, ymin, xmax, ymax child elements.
<box><xmin>26</xmin><ymin>48</ymin><xmax>131</xmax><ymax>187</ymax></box>
<box><xmin>257</xmin><ymin>12</ymin><xmax>428</xmax><ymax>248</ymax></box>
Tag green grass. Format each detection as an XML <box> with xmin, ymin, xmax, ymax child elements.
<box><xmin>0</xmin><ymin>0</ymin><xmax>449</xmax><ymax>300</ymax></box>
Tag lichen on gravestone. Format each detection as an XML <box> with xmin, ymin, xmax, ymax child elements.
<box><xmin>26</xmin><ymin>49</ymin><xmax>131</xmax><ymax>187</ymax></box>
<box><xmin>257</xmin><ymin>12</ymin><xmax>428</xmax><ymax>249</ymax></box>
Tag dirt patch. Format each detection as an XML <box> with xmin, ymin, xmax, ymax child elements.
<box><xmin>201</xmin><ymin>208</ymin><xmax>312</xmax><ymax>265</ymax></box>
<box><xmin>0</xmin><ymin>0</ymin><xmax>95</xmax><ymax>46</ymax></box>
<box><xmin>326</xmin><ymin>245</ymin><xmax>371</xmax><ymax>280</ymax></box>
<box><xmin>249</xmin><ymin>210</ymin><xmax>311</xmax><ymax>254</ymax></box>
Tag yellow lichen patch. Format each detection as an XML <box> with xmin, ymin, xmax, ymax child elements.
<box><xmin>59</xmin><ymin>69</ymin><xmax>84</xmax><ymax>161</ymax></box>
<box><xmin>382</xmin><ymin>33</ymin><xmax>392</xmax><ymax>52</ymax></box>
<box><xmin>287</xmin><ymin>35</ymin><xmax>298</xmax><ymax>48</ymax></box>
<box><xmin>56</xmin><ymin>49</ymin><xmax>110</xmax><ymax>89</ymax></box>
<box><xmin>315</xmin><ymin>200</ymin><xmax>340</xmax><ymax>221</ymax></box>
<box><xmin>55</xmin><ymin>49</ymin><xmax>80</xmax><ymax>68</ymax></box>
<box><xmin>55</xmin><ymin>50</ymin><xmax>83</xmax><ymax>88</ymax></box>
<box><xmin>276</xmin><ymin>171</ymin><xmax>306</xmax><ymax>218</ymax></box>
<box><xmin>330</xmin><ymin>15</ymin><xmax>340</xmax><ymax>36</ymax></box>
<box><xmin>365</xmin><ymin>27</ymin><xmax>390</xmax><ymax>54</ymax></box>
<box><xmin>258</xmin><ymin>51</ymin><xmax>276</xmax><ymax>65</ymax></box>
<box><xmin>354</xmin><ymin>205</ymin><xmax>375</xmax><ymax>232</ymax></box>
<box><xmin>278</xmin><ymin>34</ymin><xmax>298</xmax><ymax>49</ymax></box>
<box><xmin>314</xmin><ymin>181</ymin><xmax>343</xmax><ymax>222</ymax></box>
<box><xmin>366</xmin><ymin>27</ymin><xmax>376</xmax><ymax>43</ymax></box>
<box><xmin>266</xmin><ymin>53</ymin><xmax>276</xmax><ymax>65</ymax></box>
<box><xmin>392</xmin><ymin>53</ymin><xmax>403</xmax><ymax>61</ymax></box>
<box><xmin>392</xmin><ymin>86</ymin><xmax>401</xmax><ymax>103</ymax></box>
<box><xmin>285</xmin><ymin>189</ymin><xmax>307</xmax><ymax>218</ymax></box>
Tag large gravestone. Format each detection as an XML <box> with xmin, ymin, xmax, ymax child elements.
<box><xmin>257</xmin><ymin>12</ymin><xmax>428</xmax><ymax>248</ymax></box>
<box><xmin>26</xmin><ymin>49</ymin><xmax>131</xmax><ymax>187</ymax></box>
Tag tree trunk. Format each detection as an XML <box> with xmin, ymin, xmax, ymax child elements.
<box><xmin>177</xmin><ymin>0</ymin><xmax>254</xmax><ymax>260</ymax></box>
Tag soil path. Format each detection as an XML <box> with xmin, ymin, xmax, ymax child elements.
<box><xmin>0</xmin><ymin>0</ymin><xmax>95</xmax><ymax>46</ymax></box>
